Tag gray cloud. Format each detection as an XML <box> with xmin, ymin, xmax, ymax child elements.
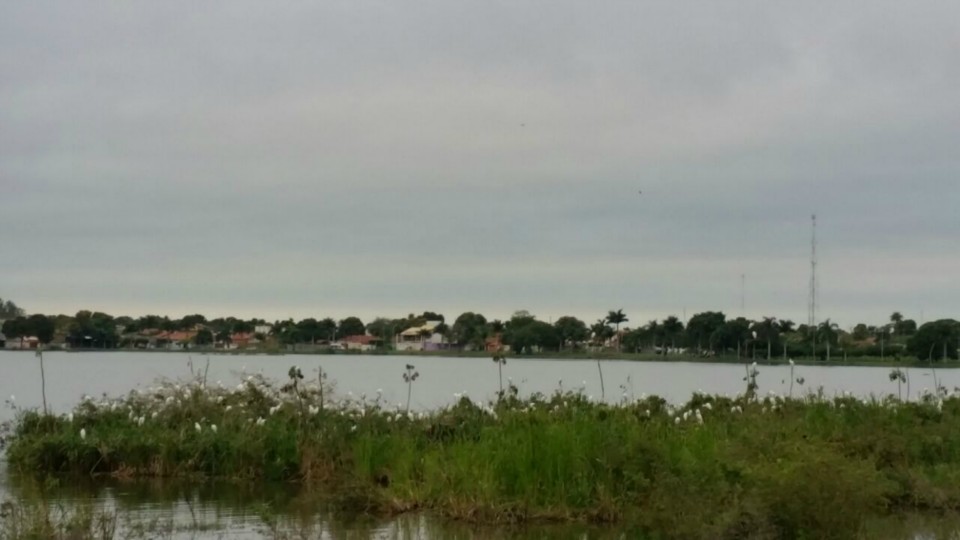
<box><xmin>2</xmin><ymin>1</ymin><xmax>959</xmax><ymax>327</ymax></box>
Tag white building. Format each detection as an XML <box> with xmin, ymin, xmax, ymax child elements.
<box><xmin>395</xmin><ymin>320</ymin><xmax>446</xmax><ymax>351</ymax></box>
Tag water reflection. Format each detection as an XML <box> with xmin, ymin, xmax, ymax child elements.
<box><xmin>4</xmin><ymin>472</ymin><xmax>960</xmax><ymax>539</ymax></box>
<box><xmin>2</xmin><ymin>472</ymin><xmax>641</xmax><ymax>539</ymax></box>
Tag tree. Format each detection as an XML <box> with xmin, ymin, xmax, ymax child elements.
<box><xmin>899</xmin><ymin>319</ymin><xmax>918</xmax><ymax>336</ymax></box>
<box><xmin>778</xmin><ymin>319</ymin><xmax>796</xmax><ymax>334</ymax></box>
<box><xmin>753</xmin><ymin>317</ymin><xmax>781</xmax><ymax>360</ymax></box>
<box><xmin>317</xmin><ymin>318</ymin><xmax>338</xmax><ymax>341</ymax></box>
<box><xmin>590</xmin><ymin>319</ymin><xmax>613</xmax><ymax>348</ymax></box>
<box><xmin>0</xmin><ymin>298</ymin><xmax>25</xmax><ymax>319</ymax></box>
<box><xmin>907</xmin><ymin>319</ymin><xmax>960</xmax><ymax>361</ymax></box>
<box><xmin>644</xmin><ymin>320</ymin><xmax>662</xmax><ymax>351</ymax></box>
<box><xmin>554</xmin><ymin>316</ymin><xmax>588</xmax><ymax>350</ymax></box>
<box><xmin>710</xmin><ymin>318</ymin><xmax>752</xmax><ymax>358</ymax></box>
<box><xmin>503</xmin><ymin>318</ymin><xmax>558</xmax><ymax>354</ymax></box>
<box><xmin>606</xmin><ymin>309</ymin><xmax>628</xmax><ymax>350</ymax></box>
<box><xmin>685</xmin><ymin>311</ymin><xmax>726</xmax><ymax>352</ymax></box>
<box><xmin>620</xmin><ymin>328</ymin><xmax>646</xmax><ymax>353</ymax></box>
<box><xmin>890</xmin><ymin>312</ymin><xmax>904</xmax><ymax>334</ymax></box>
<box><xmin>296</xmin><ymin>318</ymin><xmax>324</xmax><ymax>343</ymax></box>
<box><xmin>2</xmin><ymin>317</ymin><xmax>26</xmax><ymax>347</ymax></box>
<box><xmin>67</xmin><ymin>311</ymin><xmax>118</xmax><ymax>348</ymax></box>
<box><xmin>366</xmin><ymin>317</ymin><xmax>395</xmax><ymax>346</ymax></box>
<box><xmin>851</xmin><ymin>323</ymin><xmax>870</xmax><ymax>341</ymax></box>
<box><xmin>216</xmin><ymin>329</ymin><xmax>232</xmax><ymax>345</ymax></box>
<box><xmin>452</xmin><ymin>312</ymin><xmax>488</xmax><ymax>350</ymax></box>
<box><xmin>233</xmin><ymin>320</ymin><xmax>255</xmax><ymax>334</ymax></box>
<box><xmin>194</xmin><ymin>328</ymin><xmax>214</xmax><ymax>346</ymax></box>
<box><xmin>817</xmin><ymin>319</ymin><xmax>840</xmax><ymax>361</ymax></box>
<box><xmin>179</xmin><ymin>314</ymin><xmax>207</xmax><ymax>330</ymax></box>
<box><xmin>434</xmin><ymin>322</ymin><xmax>450</xmax><ymax>344</ymax></box>
<box><xmin>27</xmin><ymin>314</ymin><xmax>55</xmax><ymax>344</ymax></box>
<box><xmin>338</xmin><ymin>316</ymin><xmax>366</xmax><ymax>338</ymax></box>
<box><xmin>419</xmin><ymin>311</ymin><xmax>445</xmax><ymax>323</ymax></box>
<box><xmin>661</xmin><ymin>316</ymin><xmax>684</xmax><ymax>349</ymax></box>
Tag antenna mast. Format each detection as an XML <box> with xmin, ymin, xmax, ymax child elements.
<box><xmin>807</xmin><ymin>214</ymin><xmax>818</xmax><ymax>329</ymax></box>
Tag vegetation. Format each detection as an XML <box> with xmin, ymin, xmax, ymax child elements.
<box><xmin>0</xmin><ymin>297</ymin><xmax>25</xmax><ymax>320</ymax></box>
<box><xmin>7</xmin><ymin>368</ymin><xmax>960</xmax><ymax>538</ymax></box>
<box><xmin>1</xmin><ymin>294</ymin><xmax>955</xmax><ymax>364</ymax></box>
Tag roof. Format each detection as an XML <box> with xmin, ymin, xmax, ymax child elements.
<box><xmin>399</xmin><ymin>320</ymin><xmax>442</xmax><ymax>337</ymax></box>
<box><xmin>156</xmin><ymin>330</ymin><xmax>197</xmax><ymax>342</ymax></box>
<box><xmin>342</xmin><ymin>334</ymin><xmax>380</xmax><ymax>344</ymax></box>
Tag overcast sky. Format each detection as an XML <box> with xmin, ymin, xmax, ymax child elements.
<box><xmin>2</xmin><ymin>2</ymin><xmax>958</xmax><ymax>328</ymax></box>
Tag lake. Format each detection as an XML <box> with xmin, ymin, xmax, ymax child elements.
<box><xmin>2</xmin><ymin>350</ymin><xmax>958</xmax><ymax>539</ymax></box>
<box><xmin>0</xmin><ymin>350</ymin><xmax>953</xmax><ymax>424</ymax></box>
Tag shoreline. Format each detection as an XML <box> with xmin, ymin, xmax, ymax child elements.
<box><xmin>5</xmin><ymin>346</ymin><xmax>956</xmax><ymax>369</ymax></box>
<box><xmin>7</xmin><ymin>378</ymin><xmax>960</xmax><ymax>538</ymax></box>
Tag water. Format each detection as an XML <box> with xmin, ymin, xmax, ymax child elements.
<box><xmin>0</xmin><ymin>350</ymin><xmax>953</xmax><ymax>424</ymax></box>
<box><xmin>2</xmin><ymin>350</ymin><xmax>958</xmax><ymax>538</ymax></box>
<box><xmin>0</xmin><ymin>470</ymin><xmax>633</xmax><ymax>539</ymax></box>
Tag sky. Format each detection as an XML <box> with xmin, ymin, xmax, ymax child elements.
<box><xmin>2</xmin><ymin>2</ymin><xmax>959</xmax><ymax>329</ymax></box>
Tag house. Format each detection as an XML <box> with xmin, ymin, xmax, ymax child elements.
<box><xmin>254</xmin><ymin>324</ymin><xmax>272</xmax><ymax>336</ymax></box>
<box><xmin>4</xmin><ymin>335</ymin><xmax>39</xmax><ymax>349</ymax></box>
<box><xmin>224</xmin><ymin>332</ymin><xmax>260</xmax><ymax>349</ymax></box>
<box><xmin>154</xmin><ymin>330</ymin><xmax>197</xmax><ymax>350</ymax></box>
<box><xmin>337</xmin><ymin>334</ymin><xmax>381</xmax><ymax>352</ymax></box>
<box><xmin>484</xmin><ymin>334</ymin><xmax>508</xmax><ymax>353</ymax></box>
<box><xmin>395</xmin><ymin>321</ymin><xmax>448</xmax><ymax>351</ymax></box>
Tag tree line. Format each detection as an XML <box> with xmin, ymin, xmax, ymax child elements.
<box><xmin>1</xmin><ymin>301</ymin><xmax>957</xmax><ymax>361</ymax></box>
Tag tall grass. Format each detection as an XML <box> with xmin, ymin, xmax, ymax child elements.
<box><xmin>7</xmin><ymin>369</ymin><xmax>960</xmax><ymax>538</ymax></box>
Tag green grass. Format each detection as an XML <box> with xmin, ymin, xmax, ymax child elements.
<box><xmin>6</xmin><ymin>373</ymin><xmax>960</xmax><ymax>538</ymax></box>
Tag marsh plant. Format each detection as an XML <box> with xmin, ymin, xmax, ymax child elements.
<box><xmin>889</xmin><ymin>368</ymin><xmax>907</xmax><ymax>400</ymax></box>
<box><xmin>285</xmin><ymin>365</ymin><xmax>306</xmax><ymax>419</ymax></box>
<box><xmin>491</xmin><ymin>351</ymin><xmax>507</xmax><ymax>397</ymax></box>
<box><xmin>787</xmin><ymin>359</ymin><xmax>805</xmax><ymax>398</ymax></box>
<box><xmin>11</xmin><ymin>370</ymin><xmax>960</xmax><ymax>539</ymax></box>
<box><xmin>35</xmin><ymin>346</ymin><xmax>48</xmax><ymax>415</ymax></box>
<box><xmin>743</xmin><ymin>361</ymin><xmax>760</xmax><ymax>399</ymax></box>
<box><xmin>402</xmin><ymin>364</ymin><xmax>419</xmax><ymax>412</ymax></box>
<box><xmin>596</xmin><ymin>358</ymin><xmax>605</xmax><ymax>400</ymax></box>
<box><xmin>0</xmin><ymin>498</ymin><xmax>118</xmax><ymax>540</ymax></box>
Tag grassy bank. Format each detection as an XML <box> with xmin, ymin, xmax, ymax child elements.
<box><xmin>5</xmin><ymin>371</ymin><xmax>960</xmax><ymax>539</ymax></box>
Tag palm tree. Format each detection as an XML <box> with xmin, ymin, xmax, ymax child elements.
<box><xmin>646</xmin><ymin>320</ymin><xmax>662</xmax><ymax>353</ymax></box>
<box><xmin>661</xmin><ymin>316</ymin><xmax>684</xmax><ymax>350</ymax></box>
<box><xmin>590</xmin><ymin>319</ymin><xmax>611</xmax><ymax>348</ymax></box>
<box><xmin>606</xmin><ymin>309</ymin><xmax>629</xmax><ymax>351</ymax></box>
<box><xmin>817</xmin><ymin>319</ymin><xmax>839</xmax><ymax>361</ymax></box>
<box><xmin>778</xmin><ymin>319</ymin><xmax>796</xmax><ymax>334</ymax></box>
<box><xmin>890</xmin><ymin>312</ymin><xmax>904</xmax><ymax>336</ymax></box>
<box><xmin>755</xmin><ymin>317</ymin><xmax>780</xmax><ymax>360</ymax></box>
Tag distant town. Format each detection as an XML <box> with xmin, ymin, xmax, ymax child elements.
<box><xmin>1</xmin><ymin>297</ymin><xmax>957</xmax><ymax>361</ymax></box>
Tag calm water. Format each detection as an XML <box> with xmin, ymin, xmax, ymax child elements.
<box><xmin>0</xmin><ymin>350</ymin><xmax>955</xmax><ymax>423</ymax></box>
<box><xmin>0</xmin><ymin>468</ymin><xmax>635</xmax><ymax>539</ymax></box>
<box><xmin>3</xmin><ymin>350</ymin><xmax>959</xmax><ymax>538</ymax></box>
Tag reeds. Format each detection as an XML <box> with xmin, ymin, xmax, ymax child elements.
<box><xmin>7</xmin><ymin>371</ymin><xmax>960</xmax><ymax>538</ymax></box>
